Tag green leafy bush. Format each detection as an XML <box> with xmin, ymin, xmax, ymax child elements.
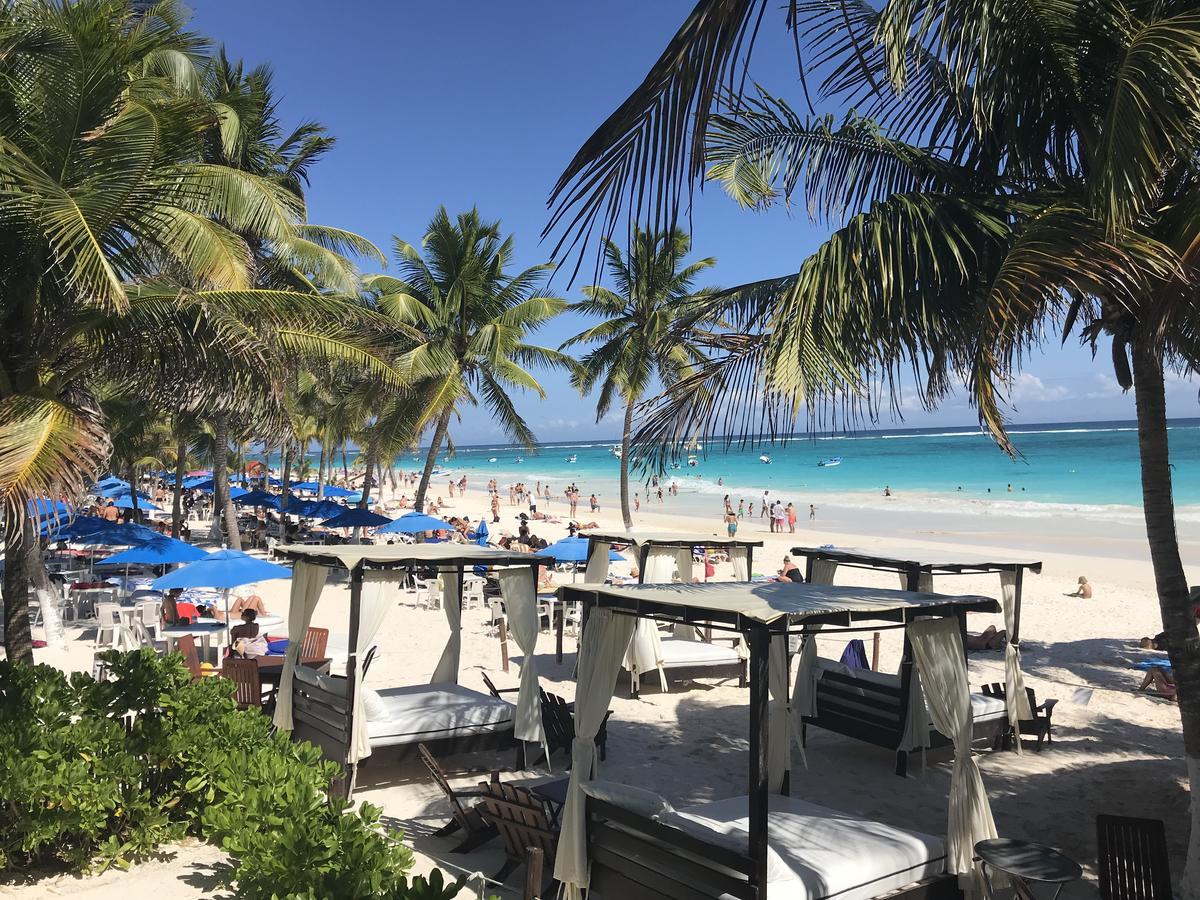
<box><xmin>0</xmin><ymin>651</ymin><xmax>465</xmax><ymax>898</ymax></box>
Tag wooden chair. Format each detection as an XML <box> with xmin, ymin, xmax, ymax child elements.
<box><xmin>222</xmin><ymin>658</ymin><xmax>263</xmax><ymax>710</ymax></box>
<box><xmin>1097</xmin><ymin>815</ymin><xmax>1173</xmax><ymax>900</ymax></box>
<box><xmin>476</xmin><ymin>780</ymin><xmax>558</xmax><ymax>891</ymax></box>
<box><xmin>175</xmin><ymin>633</ymin><xmax>202</xmax><ymax>680</ymax></box>
<box><xmin>981</xmin><ymin>682</ymin><xmax>1058</xmax><ymax>750</ymax></box>
<box><xmin>301</xmin><ymin>626</ymin><xmax>329</xmax><ymax>660</ymax></box>
<box><xmin>418</xmin><ymin>743</ymin><xmax>498</xmax><ymax>853</ymax></box>
<box><xmin>539</xmin><ymin>689</ymin><xmax>608</xmax><ymax>764</ymax></box>
<box><xmin>482</xmin><ymin>672</ymin><xmax>519</xmax><ymax>702</ymax></box>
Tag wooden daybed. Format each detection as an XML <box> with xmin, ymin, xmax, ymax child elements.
<box><xmin>556</xmin><ymin>580</ymin><xmax>1002</xmax><ymax>900</ymax></box>
<box><xmin>272</xmin><ymin>543</ymin><xmax>545</xmax><ymax>796</ymax></box>
<box><xmin>791</xmin><ymin>547</ymin><xmax>1042</xmax><ymax>775</ymax></box>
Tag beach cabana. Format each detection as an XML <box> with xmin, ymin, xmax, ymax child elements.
<box><xmin>270</xmin><ymin>543</ymin><xmax>546</xmax><ymax>796</ymax></box>
<box><xmin>582</xmin><ymin>531</ymin><xmax>765</xmax><ymax>696</ymax></box>
<box><xmin>791</xmin><ymin>547</ymin><xmax>1041</xmax><ymax>764</ymax></box>
<box><xmin>554</xmin><ymin>580</ymin><xmax>1001</xmax><ymax>900</ymax></box>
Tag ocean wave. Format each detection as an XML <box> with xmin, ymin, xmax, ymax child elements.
<box><xmin>816</xmin><ymin>490</ymin><xmax>1200</xmax><ymax>524</ymax></box>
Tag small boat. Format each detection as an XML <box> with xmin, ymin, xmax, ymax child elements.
<box><xmin>565</xmin><ymin>455</ymin><xmax>577</xmax><ymax>463</ymax></box>
<box><xmin>515</xmin><ymin>457</ymin><xmax>524</xmax><ymax>464</ymax></box>
<box><xmin>611</xmin><ymin>446</ymin><xmax>623</xmax><ymax>459</ymax></box>
<box><xmin>817</xmin><ymin>457</ymin><xmax>843</xmax><ymax>467</ymax></box>
<box><xmin>488</xmin><ymin>457</ymin><xmax>498</xmax><ymax>463</ymax></box>
<box><xmin>686</xmin><ymin>455</ymin><xmax>698</xmax><ymax>467</ymax></box>
<box><xmin>759</xmin><ymin>454</ymin><xmax>771</xmax><ymax>464</ymax></box>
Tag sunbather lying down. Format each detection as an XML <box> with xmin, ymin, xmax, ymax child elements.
<box><xmin>1138</xmin><ymin>667</ymin><xmax>1177</xmax><ymax>701</ymax></box>
<box><xmin>965</xmin><ymin>625</ymin><xmax>1007</xmax><ymax>651</ymax></box>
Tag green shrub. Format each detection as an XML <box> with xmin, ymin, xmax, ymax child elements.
<box><xmin>0</xmin><ymin>651</ymin><xmax>465</xmax><ymax>898</ymax></box>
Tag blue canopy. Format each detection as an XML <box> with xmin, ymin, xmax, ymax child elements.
<box><xmin>30</xmin><ymin>498</ymin><xmax>73</xmax><ymax>519</ymax></box>
<box><xmin>151</xmin><ymin>549</ymin><xmax>291</xmax><ymax>590</ymax></box>
<box><xmin>75</xmin><ymin>523</ymin><xmax>162</xmax><ymax>546</ymax></box>
<box><xmin>321</xmin><ymin>485</ymin><xmax>354</xmax><ymax>498</ymax></box>
<box><xmin>234</xmin><ymin>489</ymin><xmax>279</xmax><ymax>508</ymax></box>
<box><xmin>182</xmin><ymin>476</ymin><xmax>211</xmax><ymax>490</ymax></box>
<box><xmin>320</xmin><ymin>508</ymin><xmax>392</xmax><ymax>529</ymax></box>
<box><xmin>291</xmin><ymin>480</ymin><xmax>319</xmax><ymax>492</ymax></box>
<box><xmin>280</xmin><ymin>496</ymin><xmax>316</xmax><ymax>516</ymax></box>
<box><xmin>344</xmin><ymin>492</ymin><xmax>372</xmax><ymax>505</ymax></box>
<box><xmin>108</xmin><ymin>494</ymin><xmax>161</xmax><ymax>511</ymax></box>
<box><xmin>537</xmin><ymin>536</ymin><xmax>625</xmax><ymax>564</ymax></box>
<box><xmin>229</xmin><ymin>486</ymin><xmax>250</xmax><ymax>500</ymax></box>
<box><xmin>376</xmin><ymin>510</ymin><xmax>450</xmax><ymax>534</ymax></box>
<box><xmin>306</xmin><ymin>500</ymin><xmax>346</xmax><ymax>520</ymax></box>
<box><xmin>93</xmin><ymin>476</ymin><xmax>130</xmax><ymax>493</ymax></box>
<box><xmin>266</xmin><ymin>476</ymin><xmax>283</xmax><ymax>486</ymax></box>
<box><xmin>101</xmin><ymin>536</ymin><xmax>207</xmax><ymax>566</ymax></box>
<box><xmin>40</xmin><ymin>514</ymin><xmax>110</xmax><ymax>540</ymax></box>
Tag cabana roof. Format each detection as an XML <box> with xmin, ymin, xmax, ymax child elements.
<box><xmin>273</xmin><ymin>543</ymin><xmax>543</xmax><ymax>571</ymax></box>
<box><xmin>791</xmin><ymin>546</ymin><xmax>1042</xmax><ymax>574</ymax></box>
<box><xmin>584</xmin><ymin>529</ymin><xmax>763</xmax><ymax>549</ymax></box>
<box><xmin>559</xmin><ymin>580</ymin><xmax>998</xmax><ymax>628</ymax></box>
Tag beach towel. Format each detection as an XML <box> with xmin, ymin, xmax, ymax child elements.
<box><xmin>839</xmin><ymin>639</ymin><xmax>870</xmax><ymax>671</ymax></box>
<box><xmin>1134</xmin><ymin>657</ymin><xmax>1172</xmax><ymax>671</ymax></box>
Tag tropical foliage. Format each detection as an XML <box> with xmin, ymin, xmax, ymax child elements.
<box><xmin>367</xmin><ymin>207</ymin><xmax>570</xmax><ymax>511</ymax></box>
<box><xmin>548</xmin><ymin>0</ymin><xmax>1200</xmax><ymax>888</ymax></box>
<box><xmin>561</xmin><ymin>229</ymin><xmax>719</xmax><ymax>526</ymax></box>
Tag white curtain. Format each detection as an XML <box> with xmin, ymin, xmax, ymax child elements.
<box><xmin>554</xmin><ymin>609</ymin><xmax>636</xmax><ymax>899</ymax></box>
<box><xmin>810</xmin><ymin>559</ymin><xmax>838</xmax><ymax>585</ymax></box>
<box><xmin>730</xmin><ymin>546</ymin><xmax>749</xmax><ymax>581</ymax></box>
<box><xmin>768</xmin><ymin>633</ymin><xmax>790</xmax><ymax>792</ymax></box>
<box><xmin>1000</xmin><ymin>571</ymin><xmax>1033</xmax><ymax>736</ymax></box>
<box><xmin>499</xmin><ymin>568</ymin><xmax>544</xmax><ymax>744</ymax></box>
<box><xmin>430</xmin><ymin>570</ymin><xmax>462</xmax><ymax>684</ymax></box>
<box><xmin>790</xmin><ymin>625</ymin><xmax>822</xmax><ymax>770</ymax></box>
<box><xmin>898</xmin><ymin>660</ymin><xmax>931</xmax><ymax>753</ymax></box>
<box><xmin>643</xmin><ymin>546</ymin><xmax>676</xmax><ymax>583</ymax></box>
<box><xmin>908</xmin><ymin>618</ymin><xmax>998</xmax><ymax>879</ymax></box>
<box><xmin>273</xmin><ymin>561</ymin><xmax>330</xmax><ymax>731</ymax></box>
<box><xmin>584</xmin><ymin>541</ymin><xmax>611</xmax><ymax>583</ymax></box>
<box><xmin>625</xmin><ymin>620</ymin><xmax>667</xmax><ymax>691</ymax></box>
<box><xmin>675</xmin><ymin>547</ymin><xmax>694</xmax><ymax>583</ymax></box>
<box><xmin>349</xmin><ymin>571</ymin><xmax>397</xmax><ymax>762</ymax></box>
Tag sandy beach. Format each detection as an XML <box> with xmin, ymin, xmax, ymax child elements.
<box><xmin>9</xmin><ymin>475</ymin><xmax>1189</xmax><ymax>899</ymax></box>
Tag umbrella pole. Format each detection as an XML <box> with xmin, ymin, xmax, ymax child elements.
<box><xmin>222</xmin><ymin>587</ymin><xmax>231</xmax><ymax>661</ymax></box>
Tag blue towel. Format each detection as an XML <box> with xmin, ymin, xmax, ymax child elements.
<box><xmin>840</xmin><ymin>638</ymin><xmax>870</xmax><ymax>671</ymax></box>
<box><xmin>266</xmin><ymin>638</ymin><xmax>289</xmax><ymax>656</ymax></box>
<box><xmin>1134</xmin><ymin>657</ymin><xmax>1172</xmax><ymax>671</ymax></box>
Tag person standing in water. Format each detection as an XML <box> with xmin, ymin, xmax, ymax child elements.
<box><xmin>809</xmin><ymin>504</ymin><xmax>816</xmax><ymax>521</ymax></box>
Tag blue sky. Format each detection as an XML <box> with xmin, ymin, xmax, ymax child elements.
<box><xmin>192</xmin><ymin>2</ymin><xmax>1196</xmax><ymax>442</ymax></box>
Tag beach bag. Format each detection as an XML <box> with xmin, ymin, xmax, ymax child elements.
<box><xmin>839</xmin><ymin>638</ymin><xmax>870</xmax><ymax>671</ymax></box>
<box><xmin>235</xmin><ymin>635</ymin><xmax>269</xmax><ymax>659</ymax></box>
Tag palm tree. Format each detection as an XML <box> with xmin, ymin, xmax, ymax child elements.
<box><xmin>367</xmin><ymin>208</ymin><xmax>571</xmax><ymax>512</ymax></box>
<box><xmin>0</xmin><ymin>0</ymin><xmax>399</xmax><ymax>663</ymax></box>
<box><xmin>548</xmin><ymin>0</ymin><xmax>1200</xmax><ymax>887</ymax></box>
<box><xmin>561</xmin><ymin>229</ymin><xmax>718</xmax><ymax>527</ymax></box>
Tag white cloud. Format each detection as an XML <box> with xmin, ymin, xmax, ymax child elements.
<box><xmin>1009</xmin><ymin>372</ymin><xmax>1070</xmax><ymax>404</ymax></box>
<box><xmin>1085</xmin><ymin>372</ymin><xmax>1125</xmax><ymax>399</ymax></box>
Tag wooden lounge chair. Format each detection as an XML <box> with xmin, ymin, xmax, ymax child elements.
<box><xmin>476</xmin><ymin>780</ymin><xmax>558</xmax><ymax>891</ymax></box>
<box><xmin>222</xmin><ymin>658</ymin><xmax>263</xmax><ymax>710</ymax></box>
<box><xmin>1097</xmin><ymin>814</ymin><xmax>1173</xmax><ymax>900</ymax></box>
<box><xmin>175</xmin><ymin>634</ymin><xmax>202</xmax><ymax>681</ymax></box>
<box><xmin>301</xmin><ymin>626</ymin><xmax>329</xmax><ymax>660</ymax></box>
<box><xmin>482</xmin><ymin>671</ymin><xmax>519</xmax><ymax>702</ymax></box>
<box><xmin>418</xmin><ymin>743</ymin><xmax>497</xmax><ymax>853</ymax></box>
<box><xmin>981</xmin><ymin>682</ymin><xmax>1058</xmax><ymax>750</ymax></box>
<box><xmin>539</xmin><ymin>689</ymin><xmax>608</xmax><ymax>765</ymax></box>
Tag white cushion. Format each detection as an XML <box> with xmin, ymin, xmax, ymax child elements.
<box><xmin>659</xmin><ymin>809</ymin><xmax>793</xmax><ymax>883</ymax></box>
<box><xmin>580</xmin><ymin>780</ymin><xmax>674</xmax><ymax>819</ymax></box>
<box><xmin>658</xmin><ymin>638</ymin><xmax>742</xmax><ymax>667</ymax></box>
<box><xmin>361</xmin><ymin>686</ymin><xmax>387</xmax><ymax>721</ymax></box>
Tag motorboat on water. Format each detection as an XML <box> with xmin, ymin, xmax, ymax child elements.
<box><xmin>610</xmin><ymin>444</ymin><xmax>623</xmax><ymax>459</ymax></box>
<box><xmin>515</xmin><ymin>457</ymin><xmax>524</xmax><ymax>464</ymax></box>
<box><xmin>566</xmin><ymin>454</ymin><xmax>577</xmax><ymax>463</ymax></box>
<box><xmin>488</xmin><ymin>457</ymin><xmax>498</xmax><ymax>462</ymax></box>
<box><xmin>817</xmin><ymin>457</ymin><xmax>843</xmax><ymax>467</ymax></box>
<box><xmin>759</xmin><ymin>454</ymin><xmax>772</xmax><ymax>464</ymax></box>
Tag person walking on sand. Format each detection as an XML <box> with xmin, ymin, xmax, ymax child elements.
<box><xmin>634</xmin><ymin>493</ymin><xmax>641</xmax><ymax>512</ymax></box>
<box><xmin>761</xmin><ymin>491</ymin><xmax>769</xmax><ymax>517</ymax></box>
<box><xmin>737</xmin><ymin>498</ymin><xmax>745</xmax><ymax>518</ymax></box>
<box><xmin>724</xmin><ymin>509</ymin><xmax>739</xmax><ymax>537</ymax></box>
<box><xmin>772</xmin><ymin>500</ymin><xmax>787</xmax><ymax>534</ymax></box>
<box><xmin>490</xmin><ymin>492</ymin><xmax>500</xmax><ymax>523</ymax></box>
<box><xmin>809</xmin><ymin>503</ymin><xmax>816</xmax><ymax>521</ymax></box>
<box><xmin>786</xmin><ymin>502</ymin><xmax>797</xmax><ymax>533</ymax></box>
<box><xmin>724</xmin><ymin>494</ymin><xmax>733</xmax><ymax>515</ymax></box>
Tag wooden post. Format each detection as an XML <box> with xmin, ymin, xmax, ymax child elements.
<box><xmin>904</xmin><ymin>565</ymin><xmax>921</xmax><ymax>593</ymax></box>
<box><xmin>746</xmin><ymin>544</ymin><xmax>755</xmax><ymax>581</ymax></box>
<box><xmin>637</xmin><ymin>543</ymin><xmax>651</xmax><ymax>583</ymax></box>
<box><xmin>343</xmin><ymin>561</ymin><xmax>364</xmax><ymax>799</ymax></box>
<box><xmin>747</xmin><ymin>625</ymin><xmax>770</xmax><ymax>891</ymax></box>
<box><xmin>500</xmin><ymin>617</ymin><xmax>509</xmax><ymax>673</ymax></box>
<box><xmin>804</xmin><ymin>553</ymin><xmax>815</xmax><ymax>585</ymax></box>
<box><xmin>1011</xmin><ymin>566</ymin><xmax>1024</xmax><ymax>647</ymax></box>
<box><xmin>896</xmin><ymin>628</ymin><xmax>914</xmax><ymax>778</ymax></box>
<box><xmin>871</xmin><ymin>631</ymin><xmax>880</xmax><ymax>671</ymax></box>
<box><xmin>524</xmin><ymin>846</ymin><xmax>544</xmax><ymax>899</ymax></box>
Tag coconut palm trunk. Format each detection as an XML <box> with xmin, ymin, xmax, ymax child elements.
<box><xmin>1131</xmin><ymin>340</ymin><xmax>1200</xmax><ymax>888</ymax></box>
<box><xmin>620</xmin><ymin>399</ymin><xmax>635</xmax><ymax>529</ymax></box>
<box><xmin>280</xmin><ymin>442</ymin><xmax>292</xmax><ymax>513</ymax></box>
<box><xmin>316</xmin><ymin>443</ymin><xmax>326</xmax><ymax>499</ymax></box>
<box><xmin>2</xmin><ymin>509</ymin><xmax>36</xmax><ymax>664</ymax></box>
<box><xmin>172</xmin><ymin>431</ymin><xmax>187</xmax><ymax>537</ymax></box>
<box><xmin>414</xmin><ymin>407</ymin><xmax>451</xmax><ymax>513</ymax></box>
<box><xmin>359</xmin><ymin>442</ymin><xmax>378</xmax><ymax>509</ymax></box>
<box><xmin>209</xmin><ymin>412</ymin><xmax>241</xmax><ymax>549</ymax></box>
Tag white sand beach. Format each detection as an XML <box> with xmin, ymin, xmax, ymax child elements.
<box><xmin>9</xmin><ymin>478</ymin><xmax>1189</xmax><ymax>899</ymax></box>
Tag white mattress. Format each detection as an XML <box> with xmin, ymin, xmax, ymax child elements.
<box><xmin>675</xmin><ymin>794</ymin><xmax>945</xmax><ymax>900</ymax></box>
<box><xmin>366</xmin><ymin>683</ymin><xmax>514</xmax><ymax>748</ymax></box>
<box><xmin>659</xmin><ymin>637</ymin><xmax>743</xmax><ymax>668</ymax></box>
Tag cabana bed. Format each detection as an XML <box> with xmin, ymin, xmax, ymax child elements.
<box><xmin>582</xmin><ymin>531</ymin><xmax>764</xmax><ymax>696</ymax></box>
<box><xmin>791</xmin><ymin>548</ymin><xmax>1041</xmax><ymax>775</ymax></box>
<box><xmin>553</xmin><ymin>580</ymin><xmax>1003</xmax><ymax>900</ymax></box>
<box><xmin>271</xmin><ymin>544</ymin><xmax>545</xmax><ymax>796</ymax></box>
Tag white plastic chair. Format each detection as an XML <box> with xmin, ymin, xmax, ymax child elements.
<box><xmin>463</xmin><ymin>577</ymin><xmax>486</xmax><ymax>610</ymax></box>
<box><xmin>486</xmin><ymin>598</ymin><xmax>506</xmax><ymax>637</ymax></box>
<box><xmin>93</xmin><ymin>603</ymin><xmax>123</xmax><ymax>651</ymax></box>
<box><xmin>137</xmin><ymin>600</ymin><xmax>162</xmax><ymax>645</ymax></box>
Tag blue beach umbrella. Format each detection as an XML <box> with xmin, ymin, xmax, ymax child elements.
<box><xmin>376</xmin><ymin>510</ymin><xmax>450</xmax><ymax>534</ymax></box>
<box><xmin>229</xmin><ymin>486</ymin><xmax>250</xmax><ymax>500</ymax></box>
<box><xmin>93</xmin><ymin>476</ymin><xmax>130</xmax><ymax>493</ymax></box>
<box><xmin>109</xmin><ymin>494</ymin><xmax>161</xmax><ymax>511</ymax></box>
<box><xmin>40</xmin><ymin>514</ymin><xmax>109</xmax><ymax>540</ymax></box>
<box><xmin>30</xmin><ymin>498</ymin><xmax>73</xmax><ymax>520</ymax></box>
<box><xmin>75</xmin><ymin>522</ymin><xmax>161</xmax><ymax>546</ymax></box>
<box><xmin>321</xmin><ymin>485</ymin><xmax>354</xmax><ymax>498</ymax></box>
<box><xmin>151</xmin><ymin>548</ymin><xmax>292</xmax><ymax>622</ymax></box>
<box><xmin>319</xmin><ymin>508</ymin><xmax>392</xmax><ymax>529</ymax></box>
<box><xmin>234</xmin><ymin>489</ymin><xmax>279</xmax><ymax>508</ymax></box>
<box><xmin>291</xmin><ymin>480</ymin><xmax>319</xmax><ymax>492</ymax></box>
<box><xmin>470</xmin><ymin>519</ymin><xmax>490</xmax><ymax>546</ymax></box>
<box><xmin>537</xmin><ymin>536</ymin><xmax>624</xmax><ymax>564</ymax></box>
<box><xmin>101</xmin><ymin>536</ymin><xmax>207</xmax><ymax>566</ymax></box>
<box><xmin>305</xmin><ymin>499</ymin><xmax>346</xmax><ymax>520</ymax></box>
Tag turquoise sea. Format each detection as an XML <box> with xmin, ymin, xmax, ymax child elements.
<box><xmin>395</xmin><ymin>419</ymin><xmax>1200</xmax><ymax>527</ymax></box>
